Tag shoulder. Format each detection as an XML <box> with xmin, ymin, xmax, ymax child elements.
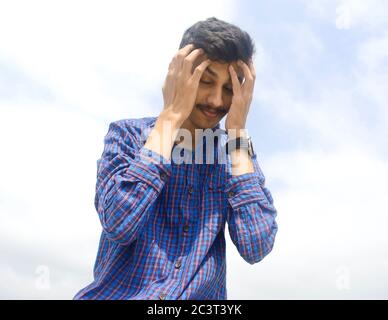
<box><xmin>107</xmin><ymin>116</ymin><xmax>158</xmax><ymax>141</ymax></box>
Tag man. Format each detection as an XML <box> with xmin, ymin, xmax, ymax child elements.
<box><xmin>74</xmin><ymin>17</ymin><xmax>278</xmax><ymax>300</ymax></box>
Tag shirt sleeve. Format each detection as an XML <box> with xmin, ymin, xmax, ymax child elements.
<box><xmin>225</xmin><ymin>153</ymin><xmax>278</xmax><ymax>264</ymax></box>
<box><xmin>94</xmin><ymin>120</ymin><xmax>171</xmax><ymax>246</ymax></box>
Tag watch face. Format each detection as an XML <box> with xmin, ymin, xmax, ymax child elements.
<box><xmin>248</xmin><ymin>138</ymin><xmax>254</xmax><ymax>156</ymax></box>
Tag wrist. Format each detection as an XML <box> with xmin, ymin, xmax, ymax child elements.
<box><xmin>226</xmin><ymin>136</ymin><xmax>255</xmax><ymax>157</ymax></box>
<box><xmin>159</xmin><ymin>108</ymin><xmax>185</xmax><ymax>129</ymax></box>
<box><xmin>226</xmin><ymin>127</ymin><xmax>249</xmax><ymax>139</ymax></box>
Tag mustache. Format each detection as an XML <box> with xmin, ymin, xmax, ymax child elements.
<box><xmin>197</xmin><ymin>104</ymin><xmax>228</xmax><ymax>114</ymax></box>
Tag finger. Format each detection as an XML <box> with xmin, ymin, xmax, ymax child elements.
<box><xmin>237</xmin><ymin>60</ymin><xmax>255</xmax><ymax>91</ymax></box>
<box><xmin>191</xmin><ymin>59</ymin><xmax>212</xmax><ymax>83</ymax></box>
<box><xmin>248</xmin><ymin>60</ymin><xmax>256</xmax><ymax>79</ymax></box>
<box><xmin>180</xmin><ymin>43</ymin><xmax>195</xmax><ymax>55</ymax></box>
<box><xmin>229</xmin><ymin>65</ymin><xmax>242</xmax><ymax>96</ymax></box>
<box><xmin>173</xmin><ymin>44</ymin><xmax>196</xmax><ymax>69</ymax></box>
<box><xmin>168</xmin><ymin>44</ymin><xmax>195</xmax><ymax>72</ymax></box>
<box><xmin>238</xmin><ymin>60</ymin><xmax>254</xmax><ymax>82</ymax></box>
<box><xmin>182</xmin><ymin>48</ymin><xmax>205</xmax><ymax>75</ymax></box>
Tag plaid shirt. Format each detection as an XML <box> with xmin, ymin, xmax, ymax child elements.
<box><xmin>74</xmin><ymin>117</ymin><xmax>278</xmax><ymax>300</ymax></box>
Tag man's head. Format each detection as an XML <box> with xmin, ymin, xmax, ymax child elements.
<box><xmin>179</xmin><ymin>17</ymin><xmax>255</xmax><ymax>130</ymax></box>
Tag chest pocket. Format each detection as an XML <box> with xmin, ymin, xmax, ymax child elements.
<box><xmin>203</xmin><ymin>166</ymin><xmax>227</xmax><ymax>234</ymax></box>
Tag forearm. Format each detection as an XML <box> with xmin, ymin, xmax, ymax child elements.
<box><xmin>230</xmin><ymin>149</ymin><xmax>254</xmax><ymax>175</ymax></box>
<box><xmin>228</xmin><ymin>202</ymin><xmax>278</xmax><ymax>264</ymax></box>
<box><xmin>226</xmin><ymin>171</ymin><xmax>278</xmax><ymax>264</ymax></box>
<box><xmin>144</xmin><ymin>108</ymin><xmax>183</xmax><ymax>162</ymax></box>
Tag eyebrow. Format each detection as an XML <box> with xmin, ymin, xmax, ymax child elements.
<box><xmin>205</xmin><ymin>66</ymin><xmax>243</xmax><ymax>84</ymax></box>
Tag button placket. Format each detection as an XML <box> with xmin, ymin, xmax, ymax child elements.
<box><xmin>159</xmin><ymin>292</ymin><xmax>166</xmax><ymax>300</ymax></box>
<box><xmin>183</xmin><ymin>224</ymin><xmax>189</xmax><ymax>235</ymax></box>
<box><xmin>204</xmin><ymin>170</ymin><xmax>227</xmax><ymax>234</ymax></box>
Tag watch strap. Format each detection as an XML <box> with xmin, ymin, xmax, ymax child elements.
<box><xmin>226</xmin><ymin>137</ymin><xmax>254</xmax><ymax>156</ymax></box>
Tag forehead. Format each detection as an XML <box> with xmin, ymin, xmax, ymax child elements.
<box><xmin>204</xmin><ymin>61</ymin><xmax>244</xmax><ymax>82</ymax></box>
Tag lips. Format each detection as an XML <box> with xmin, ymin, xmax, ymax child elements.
<box><xmin>198</xmin><ymin>106</ymin><xmax>219</xmax><ymax>119</ymax></box>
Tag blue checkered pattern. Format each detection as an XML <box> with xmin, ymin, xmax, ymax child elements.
<box><xmin>74</xmin><ymin>117</ymin><xmax>278</xmax><ymax>300</ymax></box>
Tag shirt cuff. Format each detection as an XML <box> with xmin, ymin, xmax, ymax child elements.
<box><xmin>225</xmin><ymin>172</ymin><xmax>266</xmax><ymax>209</ymax></box>
<box><xmin>124</xmin><ymin>146</ymin><xmax>172</xmax><ymax>191</ymax></box>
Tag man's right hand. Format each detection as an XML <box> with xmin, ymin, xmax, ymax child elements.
<box><xmin>162</xmin><ymin>44</ymin><xmax>211</xmax><ymax>124</ymax></box>
<box><xmin>144</xmin><ymin>44</ymin><xmax>210</xmax><ymax>161</ymax></box>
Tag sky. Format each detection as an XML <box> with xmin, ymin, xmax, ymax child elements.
<box><xmin>0</xmin><ymin>0</ymin><xmax>387</xmax><ymax>299</ymax></box>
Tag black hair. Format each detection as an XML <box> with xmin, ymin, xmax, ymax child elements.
<box><xmin>179</xmin><ymin>17</ymin><xmax>255</xmax><ymax>63</ymax></box>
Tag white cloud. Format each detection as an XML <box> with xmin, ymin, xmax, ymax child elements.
<box><xmin>354</xmin><ymin>32</ymin><xmax>388</xmax><ymax>152</ymax></box>
<box><xmin>358</xmin><ymin>33</ymin><xmax>388</xmax><ymax>71</ymax></box>
<box><xmin>227</xmin><ymin>148</ymin><xmax>388</xmax><ymax>299</ymax></box>
<box><xmin>0</xmin><ymin>0</ymin><xmax>234</xmax><ymax>120</ymax></box>
<box><xmin>335</xmin><ymin>0</ymin><xmax>388</xmax><ymax>30</ymax></box>
<box><xmin>299</xmin><ymin>0</ymin><xmax>388</xmax><ymax>30</ymax></box>
<box><xmin>0</xmin><ymin>101</ymin><xmax>106</xmax><ymax>298</ymax></box>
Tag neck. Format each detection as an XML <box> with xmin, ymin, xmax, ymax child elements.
<box><xmin>177</xmin><ymin>118</ymin><xmax>220</xmax><ymax>150</ymax></box>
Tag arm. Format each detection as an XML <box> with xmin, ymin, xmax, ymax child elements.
<box><xmin>226</xmin><ymin>155</ymin><xmax>278</xmax><ymax>264</ymax></box>
<box><xmin>95</xmin><ymin>119</ymin><xmax>173</xmax><ymax>246</ymax></box>
<box><xmin>225</xmin><ymin>60</ymin><xmax>277</xmax><ymax>264</ymax></box>
<box><xmin>95</xmin><ymin>44</ymin><xmax>210</xmax><ymax>246</ymax></box>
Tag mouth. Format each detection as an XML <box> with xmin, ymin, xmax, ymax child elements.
<box><xmin>197</xmin><ymin>105</ymin><xmax>225</xmax><ymax>119</ymax></box>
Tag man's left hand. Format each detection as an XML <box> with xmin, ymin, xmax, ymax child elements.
<box><xmin>225</xmin><ymin>60</ymin><xmax>256</xmax><ymax>132</ymax></box>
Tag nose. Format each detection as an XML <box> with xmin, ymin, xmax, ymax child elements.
<box><xmin>206</xmin><ymin>87</ymin><xmax>223</xmax><ymax>109</ymax></box>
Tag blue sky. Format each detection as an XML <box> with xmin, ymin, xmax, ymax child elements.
<box><xmin>1</xmin><ymin>0</ymin><xmax>388</xmax><ymax>299</ymax></box>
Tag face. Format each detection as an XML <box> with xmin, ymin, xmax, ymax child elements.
<box><xmin>186</xmin><ymin>59</ymin><xmax>244</xmax><ymax>130</ymax></box>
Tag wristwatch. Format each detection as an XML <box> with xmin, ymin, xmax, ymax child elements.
<box><xmin>225</xmin><ymin>136</ymin><xmax>255</xmax><ymax>157</ymax></box>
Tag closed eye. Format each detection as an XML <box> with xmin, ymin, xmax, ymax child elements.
<box><xmin>200</xmin><ymin>80</ymin><xmax>233</xmax><ymax>94</ymax></box>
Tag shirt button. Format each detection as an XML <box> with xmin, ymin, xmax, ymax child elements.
<box><xmin>175</xmin><ymin>260</ymin><xmax>182</xmax><ymax>269</ymax></box>
<box><xmin>159</xmin><ymin>292</ymin><xmax>166</xmax><ymax>300</ymax></box>
<box><xmin>188</xmin><ymin>186</ymin><xmax>193</xmax><ymax>194</ymax></box>
<box><xmin>183</xmin><ymin>225</ymin><xmax>189</xmax><ymax>234</ymax></box>
<box><xmin>228</xmin><ymin>191</ymin><xmax>234</xmax><ymax>197</ymax></box>
<box><xmin>160</xmin><ymin>173</ymin><xmax>167</xmax><ymax>181</ymax></box>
